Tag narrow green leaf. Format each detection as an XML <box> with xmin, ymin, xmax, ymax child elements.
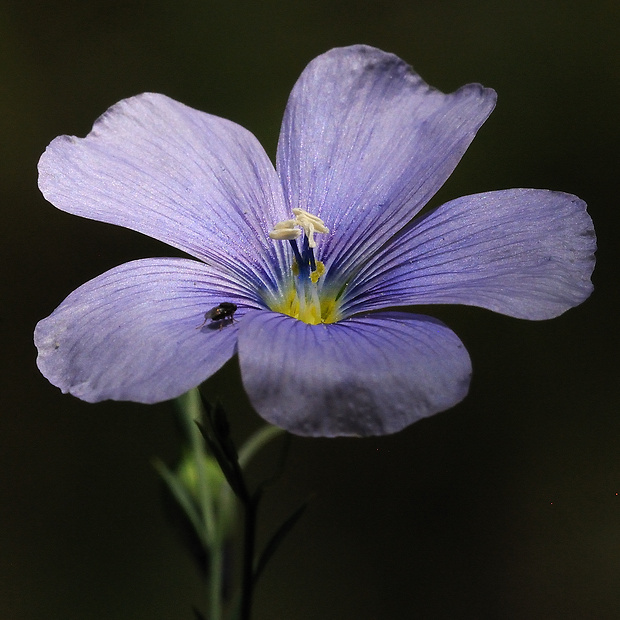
<box><xmin>210</xmin><ymin>400</ymin><xmax>238</xmax><ymax>459</ymax></box>
<box><xmin>196</xmin><ymin>420</ymin><xmax>248</xmax><ymax>502</ymax></box>
<box><xmin>201</xmin><ymin>396</ymin><xmax>241</xmax><ymax>468</ymax></box>
<box><xmin>152</xmin><ymin>458</ymin><xmax>207</xmax><ymax>548</ymax></box>
<box><xmin>238</xmin><ymin>425</ymin><xmax>287</xmax><ymax>470</ymax></box>
<box><xmin>192</xmin><ymin>606</ymin><xmax>206</xmax><ymax>620</ymax></box>
<box><xmin>253</xmin><ymin>500</ymin><xmax>310</xmax><ymax>584</ymax></box>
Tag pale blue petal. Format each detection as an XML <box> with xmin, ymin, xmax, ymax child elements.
<box><xmin>343</xmin><ymin>189</ymin><xmax>596</xmax><ymax>320</ymax></box>
<box><xmin>237</xmin><ymin>310</ymin><xmax>471</xmax><ymax>437</ymax></box>
<box><xmin>34</xmin><ymin>258</ymin><xmax>252</xmax><ymax>404</ymax></box>
<box><xmin>276</xmin><ymin>45</ymin><xmax>496</xmax><ymax>285</ymax></box>
<box><xmin>38</xmin><ymin>93</ymin><xmax>290</xmax><ymax>299</ymax></box>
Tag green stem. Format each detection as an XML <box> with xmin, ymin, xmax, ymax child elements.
<box><xmin>229</xmin><ymin>425</ymin><xmax>285</xmax><ymax>620</ymax></box>
<box><xmin>178</xmin><ymin>389</ymin><xmax>222</xmax><ymax>619</ymax></box>
<box><xmin>239</xmin><ymin>496</ymin><xmax>258</xmax><ymax>620</ymax></box>
<box><xmin>209</xmin><ymin>540</ymin><xmax>225</xmax><ymax>620</ymax></box>
<box><xmin>175</xmin><ymin>395</ymin><xmax>287</xmax><ymax>620</ymax></box>
<box><xmin>179</xmin><ymin>390</ymin><xmax>217</xmax><ymax>537</ymax></box>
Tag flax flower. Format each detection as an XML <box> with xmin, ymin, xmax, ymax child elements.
<box><xmin>35</xmin><ymin>45</ymin><xmax>595</xmax><ymax>436</ymax></box>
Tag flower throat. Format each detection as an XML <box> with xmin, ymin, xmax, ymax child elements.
<box><xmin>268</xmin><ymin>209</ymin><xmax>340</xmax><ymax>324</ymax></box>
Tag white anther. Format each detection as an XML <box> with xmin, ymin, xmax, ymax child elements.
<box><xmin>291</xmin><ymin>208</ymin><xmax>329</xmax><ymax>248</ymax></box>
<box><xmin>269</xmin><ymin>208</ymin><xmax>329</xmax><ymax>248</ymax></box>
<box><xmin>269</xmin><ymin>219</ymin><xmax>302</xmax><ymax>241</ymax></box>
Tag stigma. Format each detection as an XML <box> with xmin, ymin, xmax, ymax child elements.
<box><xmin>268</xmin><ymin>209</ymin><xmax>340</xmax><ymax>325</ymax></box>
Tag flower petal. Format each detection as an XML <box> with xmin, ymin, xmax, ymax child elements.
<box><xmin>237</xmin><ymin>310</ymin><xmax>471</xmax><ymax>437</ymax></box>
<box><xmin>344</xmin><ymin>189</ymin><xmax>596</xmax><ymax>320</ymax></box>
<box><xmin>34</xmin><ymin>258</ymin><xmax>250</xmax><ymax>404</ymax></box>
<box><xmin>38</xmin><ymin>93</ymin><xmax>290</xmax><ymax>297</ymax></box>
<box><xmin>276</xmin><ymin>45</ymin><xmax>496</xmax><ymax>283</ymax></box>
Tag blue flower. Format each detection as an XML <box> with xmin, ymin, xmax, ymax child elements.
<box><xmin>34</xmin><ymin>45</ymin><xmax>596</xmax><ymax>437</ymax></box>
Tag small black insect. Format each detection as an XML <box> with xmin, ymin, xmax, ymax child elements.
<box><xmin>197</xmin><ymin>302</ymin><xmax>238</xmax><ymax>330</ymax></box>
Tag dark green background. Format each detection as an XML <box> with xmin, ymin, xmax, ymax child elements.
<box><xmin>2</xmin><ymin>1</ymin><xmax>618</xmax><ymax>618</ymax></box>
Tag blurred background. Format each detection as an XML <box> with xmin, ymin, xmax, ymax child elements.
<box><xmin>1</xmin><ymin>1</ymin><xmax>618</xmax><ymax>618</ymax></box>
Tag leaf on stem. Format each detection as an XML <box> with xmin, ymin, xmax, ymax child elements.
<box><xmin>196</xmin><ymin>398</ymin><xmax>249</xmax><ymax>502</ymax></box>
<box><xmin>192</xmin><ymin>606</ymin><xmax>206</xmax><ymax>620</ymax></box>
<box><xmin>152</xmin><ymin>457</ymin><xmax>206</xmax><ymax>547</ymax></box>
<box><xmin>253</xmin><ymin>499</ymin><xmax>311</xmax><ymax>585</ymax></box>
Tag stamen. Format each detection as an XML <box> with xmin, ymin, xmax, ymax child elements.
<box><xmin>269</xmin><ymin>220</ymin><xmax>302</xmax><ymax>241</ymax></box>
<box><xmin>269</xmin><ymin>208</ymin><xmax>329</xmax><ymax>252</ymax></box>
<box><xmin>308</xmin><ymin>248</ymin><xmax>317</xmax><ymax>272</ymax></box>
<box><xmin>288</xmin><ymin>239</ymin><xmax>304</xmax><ymax>269</ymax></box>
<box><xmin>310</xmin><ymin>261</ymin><xmax>325</xmax><ymax>283</ymax></box>
<box><xmin>291</xmin><ymin>208</ymin><xmax>329</xmax><ymax>248</ymax></box>
<box><xmin>301</xmin><ymin>235</ymin><xmax>316</xmax><ymax>272</ymax></box>
<box><xmin>267</xmin><ymin>209</ymin><xmax>339</xmax><ymax>325</ymax></box>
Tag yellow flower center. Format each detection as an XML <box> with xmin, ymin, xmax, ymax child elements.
<box><xmin>269</xmin><ymin>261</ymin><xmax>341</xmax><ymax>324</ymax></box>
<box><xmin>268</xmin><ymin>209</ymin><xmax>341</xmax><ymax>325</ymax></box>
